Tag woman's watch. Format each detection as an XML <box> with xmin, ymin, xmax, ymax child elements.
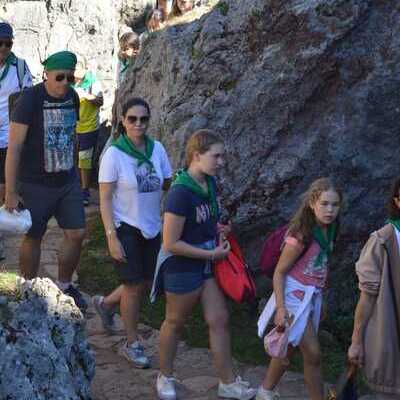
<box><xmin>106</xmin><ymin>228</ymin><xmax>116</xmax><ymax>238</ymax></box>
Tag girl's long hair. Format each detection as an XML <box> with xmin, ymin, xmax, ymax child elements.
<box><xmin>386</xmin><ymin>177</ymin><xmax>400</xmax><ymax>219</ymax></box>
<box><xmin>287</xmin><ymin>177</ymin><xmax>343</xmax><ymax>245</ymax></box>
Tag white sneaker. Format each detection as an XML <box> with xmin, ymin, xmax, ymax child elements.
<box><xmin>218</xmin><ymin>376</ymin><xmax>257</xmax><ymax>400</ymax></box>
<box><xmin>255</xmin><ymin>386</ymin><xmax>280</xmax><ymax>400</ymax></box>
<box><xmin>157</xmin><ymin>373</ymin><xmax>177</xmax><ymax>400</ymax></box>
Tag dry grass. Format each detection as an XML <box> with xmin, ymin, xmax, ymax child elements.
<box><xmin>0</xmin><ymin>271</ymin><xmax>18</xmax><ymax>296</ymax></box>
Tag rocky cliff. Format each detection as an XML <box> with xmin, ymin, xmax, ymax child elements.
<box><xmin>0</xmin><ymin>278</ymin><xmax>95</xmax><ymax>400</ymax></box>
<box><xmin>120</xmin><ymin>0</ymin><xmax>400</xmax><ymax>321</ymax></box>
<box><xmin>0</xmin><ymin>0</ymin><xmax>156</xmax><ymax>117</ymax></box>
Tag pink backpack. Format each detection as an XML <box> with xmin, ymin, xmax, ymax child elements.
<box><xmin>259</xmin><ymin>224</ymin><xmax>288</xmax><ymax>278</ymax></box>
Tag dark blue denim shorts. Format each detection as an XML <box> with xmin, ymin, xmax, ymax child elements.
<box><xmin>162</xmin><ymin>258</ymin><xmax>213</xmax><ymax>294</ymax></box>
<box><xmin>19</xmin><ymin>178</ymin><xmax>85</xmax><ymax>238</ymax></box>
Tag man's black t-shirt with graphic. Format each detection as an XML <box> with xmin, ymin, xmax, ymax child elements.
<box><xmin>11</xmin><ymin>82</ymin><xmax>79</xmax><ymax>186</ymax></box>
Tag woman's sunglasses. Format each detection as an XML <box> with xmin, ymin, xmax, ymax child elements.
<box><xmin>126</xmin><ymin>115</ymin><xmax>150</xmax><ymax>124</ymax></box>
<box><xmin>0</xmin><ymin>40</ymin><xmax>12</xmax><ymax>48</ymax></box>
<box><xmin>55</xmin><ymin>73</ymin><xmax>75</xmax><ymax>83</ymax></box>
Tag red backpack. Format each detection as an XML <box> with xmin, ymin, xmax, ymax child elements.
<box><xmin>259</xmin><ymin>224</ymin><xmax>288</xmax><ymax>278</ymax></box>
<box><xmin>214</xmin><ymin>235</ymin><xmax>256</xmax><ymax>303</ymax></box>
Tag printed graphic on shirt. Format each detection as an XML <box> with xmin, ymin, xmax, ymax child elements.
<box><xmin>303</xmin><ymin>253</ymin><xmax>328</xmax><ymax>279</ymax></box>
<box><xmin>136</xmin><ymin>164</ymin><xmax>161</xmax><ymax>193</ymax></box>
<box><xmin>43</xmin><ymin>99</ymin><xmax>76</xmax><ymax>173</ymax></box>
<box><xmin>196</xmin><ymin>204</ymin><xmax>211</xmax><ymax>224</ymax></box>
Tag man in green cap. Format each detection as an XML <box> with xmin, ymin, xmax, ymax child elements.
<box><xmin>4</xmin><ymin>50</ymin><xmax>87</xmax><ymax>312</ymax></box>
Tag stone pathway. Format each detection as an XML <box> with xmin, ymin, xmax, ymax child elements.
<box><xmin>1</xmin><ymin>195</ymin><xmax>310</xmax><ymax>400</ymax></box>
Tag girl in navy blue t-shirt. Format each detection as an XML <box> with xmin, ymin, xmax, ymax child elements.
<box><xmin>155</xmin><ymin>130</ymin><xmax>256</xmax><ymax>400</ymax></box>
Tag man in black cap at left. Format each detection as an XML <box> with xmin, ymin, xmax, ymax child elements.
<box><xmin>0</xmin><ymin>22</ymin><xmax>32</xmax><ymax>260</ymax></box>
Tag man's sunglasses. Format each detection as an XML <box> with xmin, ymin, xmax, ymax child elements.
<box><xmin>126</xmin><ymin>115</ymin><xmax>150</xmax><ymax>124</ymax></box>
<box><xmin>55</xmin><ymin>73</ymin><xmax>75</xmax><ymax>83</ymax></box>
<box><xmin>0</xmin><ymin>40</ymin><xmax>12</xmax><ymax>48</ymax></box>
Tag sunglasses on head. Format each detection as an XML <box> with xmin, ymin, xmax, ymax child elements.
<box><xmin>126</xmin><ymin>115</ymin><xmax>150</xmax><ymax>124</ymax></box>
<box><xmin>0</xmin><ymin>40</ymin><xmax>12</xmax><ymax>48</ymax></box>
<box><xmin>55</xmin><ymin>73</ymin><xmax>75</xmax><ymax>83</ymax></box>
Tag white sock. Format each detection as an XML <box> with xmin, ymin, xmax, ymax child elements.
<box><xmin>56</xmin><ymin>281</ymin><xmax>71</xmax><ymax>291</ymax></box>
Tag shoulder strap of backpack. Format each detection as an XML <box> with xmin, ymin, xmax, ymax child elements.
<box><xmin>72</xmin><ymin>89</ymin><xmax>80</xmax><ymax>119</ymax></box>
<box><xmin>16</xmin><ymin>58</ymin><xmax>26</xmax><ymax>90</ymax></box>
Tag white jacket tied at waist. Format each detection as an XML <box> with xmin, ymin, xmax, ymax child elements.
<box><xmin>257</xmin><ymin>276</ymin><xmax>322</xmax><ymax>347</ymax></box>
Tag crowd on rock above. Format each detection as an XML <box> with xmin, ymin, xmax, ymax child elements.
<box><xmin>0</xmin><ymin>16</ymin><xmax>399</xmax><ymax>400</ymax></box>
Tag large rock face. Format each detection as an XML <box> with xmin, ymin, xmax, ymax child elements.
<box><xmin>0</xmin><ymin>278</ymin><xmax>95</xmax><ymax>400</ymax></box>
<box><xmin>0</xmin><ymin>0</ymin><xmax>156</xmax><ymax>117</ymax></box>
<box><xmin>120</xmin><ymin>0</ymin><xmax>400</xmax><ymax>321</ymax></box>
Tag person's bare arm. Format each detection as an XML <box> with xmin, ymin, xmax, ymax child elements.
<box><xmin>348</xmin><ymin>291</ymin><xmax>376</xmax><ymax>366</ymax></box>
<box><xmin>5</xmin><ymin>122</ymin><xmax>28</xmax><ymax>211</ymax></box>
<box><xmin>163</xmin><ymin>212</ymin><xmax>230</xmax><ymax>260</ymax></box>
<box><xmin>273</xmin><ymin>243</ymin><xmax>303</xmax><ymax>327</ymax></box>
<box><xmin>99</xmin><ymin>182</ymin><xmax>126</xmax><ymax>263</ymax></box>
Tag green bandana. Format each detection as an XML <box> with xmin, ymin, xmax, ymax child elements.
<box><xmin>74</xmin><ymin>71</ymin><xmax>96</xmax><ymax>91</ymax></box>
<box><xmin>312</xmin><ymin>223</ymin><xmax>337</xmax><ymax>268</ymax></box>
<box><xmin>42</xmin><ymin>51</ymin><xmax>77</xmax><ymax>71</ymax></box>
<box><xmin>119</xmin><ymin>59</ymin><xmax>130</xmax><ymax>75</ymax></box>
<box><xmin>173</xmin><ymin>169</ymin><xmax>218</xmax><ymax>218</ymax></box>
<box><xmin>112</xmin><ymin>133</ymin><xmax>155</xmax><ymax>170</ymax></box>
<box><xmin>0</xmin><ymin>52</ymin><xmax>16</xmax><ymax>83</ymax></box>
<box><xmin>387</xmin><ymin>218</ymin><xmax>400</xmax><ymax>232</ymax></box>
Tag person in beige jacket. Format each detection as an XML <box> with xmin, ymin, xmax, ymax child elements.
<box><xmin>348</xmin><ymin>177</ymin><xmax>400</xmax><ymax>399</ymax></box>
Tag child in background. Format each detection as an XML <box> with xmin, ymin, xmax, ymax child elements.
<box><xmin>168</xmin><ymin>0</ymin><xmax>194</xmax><ymax>18</ymax></box>
<box><xmin>74</xmin><ymin>62</ymin><xmax>103</xmax><ymax>206</ymax></box>
<box><xmin>101</xmin><ymin>31</ymin><xmax>141</xmax><ymax>163</ymax></box>
<box><xmin>140</xmin><ymin>8</ymin><xmax>166</xmax><ymax>45</ymax></box>
<box><xmin>116</xmin><ymin>31</ymin><xmax>140</xmax><ymax>89</ymax></box>
<box><xmin>257</xmin><ymin>178</ymin><xmax>343</xmax><ymax>400</ymax></box>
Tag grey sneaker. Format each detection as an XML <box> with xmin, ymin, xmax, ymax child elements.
<box><xmin>218</xmin><ymin>376</ymin><xmax>256</xmax><ymax>400</ymax></box>
<box><xmin>122</xmin><ymin>340</ymin><xmax>150</xmax><ymax>369</ymax></box>
<box><xmin>93</xmin><ymin>295</ymin><xmax>116</xmax><ymax>334</ymax></box>
<box><xmin>156</xmin><ymin>373</ymin><xmax>177</xmax><ymax>400</ymax></box>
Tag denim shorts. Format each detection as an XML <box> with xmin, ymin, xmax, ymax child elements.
<box><xmin>19</xmin><ymin>178</ymin><xmax>85</xmax><ymax>239</ymax></box>
<box><xmin>162</xmin><ymin>257</ymin><xmax>214</xmax><ymax>294</ymax></box>
<box><xmin>114</xmin><ymin>222</ymin><xmax>160</xmax><ymax>285</ymax></box>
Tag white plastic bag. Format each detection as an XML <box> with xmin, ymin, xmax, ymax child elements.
<box><xmin>0</xmin><ymin>206</ymin><xmax>32</xmax><ymax>234</ymax></box>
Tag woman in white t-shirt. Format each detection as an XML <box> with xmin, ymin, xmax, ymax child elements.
<box><xmin>94</xmin><ymin>97</ymin><xmax>172</xmax><ymax>368</ymax></box>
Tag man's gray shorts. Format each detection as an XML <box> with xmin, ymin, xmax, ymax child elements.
<box><xmin>19</xmin><ymin>179</ymin><xmax>86</xmax><ymax>239</ymax></box>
